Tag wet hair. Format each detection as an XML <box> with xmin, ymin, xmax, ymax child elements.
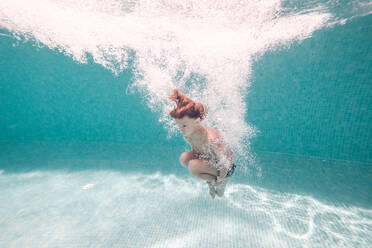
<box><xmin>169</xmin><ymin>89</ymin><xmax>207</xmax><ymax>120</ymax></box>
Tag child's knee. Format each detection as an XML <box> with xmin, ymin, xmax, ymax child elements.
<box><xmin>188</xmin><ymin>159</ymin><xmax>201</xmax><ymax>175</ymax></box>
<box><xmin>179</xmin><ymin>152</ymin><xmax>191</xmax><ymax>167</ymax></box>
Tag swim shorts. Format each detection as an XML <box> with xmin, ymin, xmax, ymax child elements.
<box><xmin>225</xmin><ymin>163</ymin><xmax>236</xmax><ymax>178</ymax></box>
<box><xmin>217</xmin><ymin>163</ymin><xmax>236</xmax><ymax>179</ymax></box>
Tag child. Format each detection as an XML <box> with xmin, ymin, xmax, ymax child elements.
<box><xmin>169</xmin><ymin>89</ymin><xmax>236</xmax><ymax>198</ymax></box>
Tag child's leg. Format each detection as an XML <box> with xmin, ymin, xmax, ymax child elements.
<box><xmin>187</xmin><ymin>159</ymin><xmax>218</xmax><ymax>182</ymax></box>
<box><xmin>179</xmin><ymin>151</ymin><xmax>198</xmax><ymax>167</ymax></box>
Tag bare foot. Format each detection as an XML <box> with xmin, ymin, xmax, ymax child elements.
<box><xmin>215</xmin><ymin>180</ymin><xmax>227</xmax><ymax>197</ymax></box>
<box><xmin>206</xmin><ymin>181</ymin><xmax>216</xmax><ymax>199</ymax></box>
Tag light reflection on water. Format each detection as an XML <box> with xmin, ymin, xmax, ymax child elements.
<box><xmin>1</xmin><ymin>169</ymin><xmax>370</xmax><ymax>247</ymax></box>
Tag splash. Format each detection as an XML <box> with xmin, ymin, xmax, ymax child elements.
<box><xmin>0</xmin><ymin>0</ymin><xmax>339</xmax><ymax>161</ymax></box>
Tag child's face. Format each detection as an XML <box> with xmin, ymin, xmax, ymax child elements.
<box><xmin>175</xmin><ymin>116</ymin><xmax>201</xmax><ymax>136</ymax></box>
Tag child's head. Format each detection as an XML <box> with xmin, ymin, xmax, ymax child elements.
<box><xmin>169</xmin><ymin>89</ymin><xmax>207</xmax><ymax>135</ymax></box>
<box><xmin>169</xmin><ymin>89</ymin><xmax>207</xmax><ymax>120</ymax></box>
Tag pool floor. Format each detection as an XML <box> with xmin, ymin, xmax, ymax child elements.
<box><xmin>1</xmin><ymin>143</ymin><xmax>371</xmax><ymax>247</ymax></box>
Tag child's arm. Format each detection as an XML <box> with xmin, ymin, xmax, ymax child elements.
<box><xmin>211</xmin><ymin>134</ymin><xmax>234</xmax><ymax>182</ymax></box>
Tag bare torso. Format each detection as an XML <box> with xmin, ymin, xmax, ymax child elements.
<box><xmin>184</xmin><ymin>126</ymin><xmax>233</xmax><ymax>164</ymax></box>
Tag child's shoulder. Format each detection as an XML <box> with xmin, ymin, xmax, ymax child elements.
<box><xmin>205</xmin><ymin>127</ymin><xmax>223</xmax><ymax>142</ymax></box>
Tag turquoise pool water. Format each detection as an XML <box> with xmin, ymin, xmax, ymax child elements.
<box><xmin>1</xmin><ymin>1</ymin><xmax>371</xmax><ymax>247</ymax></box>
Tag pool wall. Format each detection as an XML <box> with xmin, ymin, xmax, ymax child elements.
<box><xmin>0</xmin><ymin>14</ymin><xmax>371</xmax><ymax>163</ymax></box>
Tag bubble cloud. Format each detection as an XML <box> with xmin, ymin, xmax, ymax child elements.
<box><xmin>0</xmin><ymin>0</ymin><xmax>333</xmax><ymax>160</ymax></box>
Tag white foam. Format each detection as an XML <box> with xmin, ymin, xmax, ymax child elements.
<box><xmin>0</xmin><ymin>0</ymin><xmax>334</xmax><ymax>160</ymax></box>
